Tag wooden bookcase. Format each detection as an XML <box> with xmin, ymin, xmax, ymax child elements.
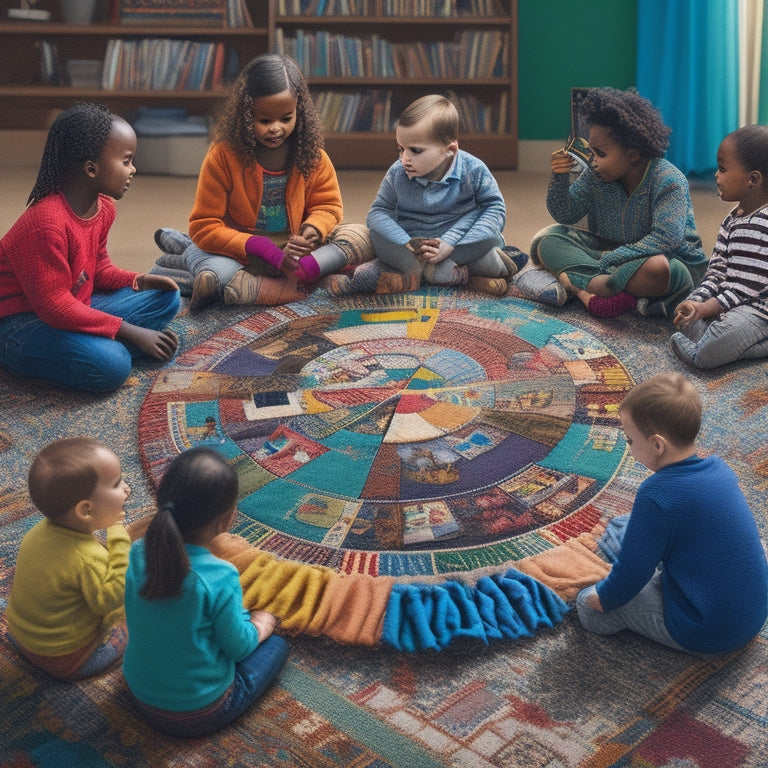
<box><xmin>0</xmin><ymin>0</ymin><xmax>517</xmax><ymax>169</ymax></box>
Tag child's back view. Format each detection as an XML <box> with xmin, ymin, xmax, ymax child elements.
<box><xmin>577</xmin><ymin>373</ymin><xmax>768</xmax><ymax>654</ymax></box>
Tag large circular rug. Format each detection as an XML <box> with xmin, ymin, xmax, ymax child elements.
<box><xmin>139</xmin><ymin>290</ymin><xmax>632</xmax><ymax>580</ymax></box>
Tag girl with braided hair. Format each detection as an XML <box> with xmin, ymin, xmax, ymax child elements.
<box><xmin>0</xmin><ymin>103</ymin><xmax>180</xmax><ymax>391</ymax></box>
<box><xmin>516</xmin><ymin>87</ymin><xmax>707</xmax><ymax>318</ymax></box>
<box><xmin>153</xmin><ymin>53</ymin><xmax>372</xmax><ymax>310</ymax></box>
<box><xmin>123</xmin><ymin>447</ymin><xmax>287</xmax><ymax>737</ymax></box>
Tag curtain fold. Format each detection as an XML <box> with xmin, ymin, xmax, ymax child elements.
<box><xmin>637</xmin><ymin>0</ymin><xmax>740</xmax><ymax>175</ymax></box>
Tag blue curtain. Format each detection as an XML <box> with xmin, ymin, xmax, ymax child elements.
<box><xmin>637</xmin><ymin>0</ymin><xmax>739</xmax><ymax>175</ymax></box>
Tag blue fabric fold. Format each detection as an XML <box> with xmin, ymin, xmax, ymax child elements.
<box><xmin>381</xmin><ymin>569</ymin><xmax>569</xmax><ymax>652</ymax></box>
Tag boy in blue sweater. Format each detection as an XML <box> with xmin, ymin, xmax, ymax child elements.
<box><xmin>577</xmin><ymin>372</ymin><xmax>768</xmax><ymax>654</ymax></box>
<box><xmin>325</xmin><ymin>94</ymin><xmax>527</xmax><ymax>297</ymax></box>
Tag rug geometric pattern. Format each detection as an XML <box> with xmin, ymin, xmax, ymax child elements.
<box><xmin>138</xmin><ymin>291</ymin><xmax>633</xmax><ymax>578</ymax></box>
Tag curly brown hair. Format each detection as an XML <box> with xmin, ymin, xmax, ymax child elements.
<box><xmin>213</xmin><ymin>53</ymin><xmax>324</xmax><ymax>178</ymax></box>
<box><xmin>578</xmin><ymin>87</ymin><xmax>671</xmax><ymax>159</ymax></box>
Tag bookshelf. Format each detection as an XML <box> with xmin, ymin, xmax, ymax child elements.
<box><xmin>0</xmin><ymin>0</ymin><xmax>268</xmax><ymax>130</ymax></box>
<box><xmin>273</xmin><ymin>0</ymin><xmax>518</xmax><ymax>168</ymax></box>
<box><xmin>0</xmin><ymin>0</ymin><xmax>517</xmax><ymax>169</ymax></box>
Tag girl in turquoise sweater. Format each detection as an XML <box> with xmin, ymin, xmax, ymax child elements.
<box><xmin>517</xmin><ymin>88</ymin><xmax>706</xmax><ymax>318</ymax></box>
<box><xmin>123</xmin><ymin>447</ymin><xmax>288</xmax><ymax>737</ymax></box>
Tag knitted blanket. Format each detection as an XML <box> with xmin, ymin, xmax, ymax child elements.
<box><xmin>138</xmin><ymin>288</ymin><xmax>635</xmax><ymax>650</ymax></box>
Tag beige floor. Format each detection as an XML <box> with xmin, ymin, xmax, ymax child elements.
<box><xmin>0</xmin><ymin>161</ymin><xmax>729</xmax><ymax>274</ymax></box>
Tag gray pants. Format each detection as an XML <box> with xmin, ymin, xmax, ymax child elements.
<box><xmin>576</xmin><ymin>571</ymin><xmax>688</xmax><ymax>652</ymax></box>
<box><xmin>671</xmin><ymin>304</ymin><xmax>768</xmax><ymax>369</ymax></box>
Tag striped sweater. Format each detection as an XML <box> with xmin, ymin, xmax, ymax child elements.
<box><xmin>688</xmin><ymin>204</ymin><xmax>768</xmax><ymax>319</ymax></box>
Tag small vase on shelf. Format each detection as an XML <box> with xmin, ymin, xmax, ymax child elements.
<box><xmin>59</xmin><ymin>0</ymin><xmax>97</xmax><ymax>24</ymax></box>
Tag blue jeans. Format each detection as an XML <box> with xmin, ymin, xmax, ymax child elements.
<box><xmin>0</xmin><ymin>288</ymin><xmax>179</xmax><ymax>392</ymax></box>
<box><xmin>576</xmin><ymin>572</ymin><xmax>688</xmax><ymax>652</ymax></box>
<box><xmin>672</xmin><ymin>304</ymin><xmax>768</xmax><ymax>368</ymax></box>
<box><xmin>129</xmin><ymin>635</ymin><xmax>289</xmax><ymax>738</ymax></box>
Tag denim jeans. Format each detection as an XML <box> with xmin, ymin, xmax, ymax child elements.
<box><xmin>576</xmin><ymin>572</ymin><xmax>688</xmax><ymax>652</ymax></box>
<box><xmin>672</xmin><ymin>304</ymin><xmax>768</xmax><ymax>368</ymax></box>
<box><xmin>129</xmin><ymin>634</ymin><xmax>289</xmax><ymax>738</ymax></box>
<box><xmin>0</xmin><ymin>287</ymin><xmax>179</xmax><ymax>392</ymax></box>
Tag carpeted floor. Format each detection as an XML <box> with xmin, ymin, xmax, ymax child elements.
<box><xmin>1</xmin><ymin>282</ymin><xmax>767</xmax><ymax>767</ymax></box>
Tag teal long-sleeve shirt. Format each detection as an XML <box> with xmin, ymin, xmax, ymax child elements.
<box><xmin>123</xmin><ymin>540</ymin><xmax>259</xmax><ymax>711</ymax></box>
<box><xmin>596</xmin><ymin>455</ymin><xmax>768</xmax><ymax>654</ymax></box>
<box><xmin>546</xmin><ymin>158</ymin><xmax>706</xmax><ymax>281</ymax></box>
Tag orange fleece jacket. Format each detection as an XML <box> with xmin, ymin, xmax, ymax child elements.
<box><xmin>188</xmin><ymin>142</ymin><xmax>343</xmax><ymax>266</ymax></box>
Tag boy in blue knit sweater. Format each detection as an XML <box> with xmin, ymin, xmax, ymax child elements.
<box><xmin>577</xmin><ymin>372</ymin><xmax>768</xmax><ymax>654</ymax></box>
<box><xmin>325</xmin><ymin>94</ymin><xmax>527</xmax><ymax>297</ymax></box>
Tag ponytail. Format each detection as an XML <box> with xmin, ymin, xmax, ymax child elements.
<box><xmin>139</xmin><ymin>501</ymin><xmax>189</xmax><ymax>600</ymax></box>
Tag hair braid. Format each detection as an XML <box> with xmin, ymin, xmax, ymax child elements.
<box><xmin>27</xmin><ymin>103</ymin><xmax>114</xmax><ymax>206</ymax></box>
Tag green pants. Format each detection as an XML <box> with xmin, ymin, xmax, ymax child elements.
<box><xmin>531</xmin><ymin>224</ymin><xmax>693</xmax><ymax>300</ymax></box>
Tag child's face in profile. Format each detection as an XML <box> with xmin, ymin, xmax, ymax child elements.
<box><xmin>80</xmin><ymin>447</ymin><xmax>130</xmax><ymax>533</ymax></box>
<box><xmin>251</xmin><ymin>89</ymin><xmax>297</xmax><ymax>150</ymax></box>
<box><xmin>715</xmin><ymin>136</ymin><xmax>751</xmax><ymax>204</ymax></box>
<box><xmin>586</xmin><ymin>125</ymin><xmax>634</xmax><ymax>184</ymax></box>
<box><xmin>396</xmin><ymin>122</ymin><xmax>457</xmax><ymax>181</ymax></box>
<box><xmin>94</xmin><ymin>118</ymin><xmax>137</xmax><ymax>201</ymax></box>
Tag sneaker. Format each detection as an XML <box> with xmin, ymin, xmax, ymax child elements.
<box><xmin>513</xmin><ymin>267</ymin><xmax>568</xmax><ymax>307</ymax></box>
<box><xmin>467</xmin><ymin>276</ymin><xmax>509</xmax><ymax>296</ymax></box>
<box><xmin>154</xmin><ymin>228</ymin><xmax>193</xmax><ymax>255</ymax></box>
<box><xmin>498</xmin><ymin>246</ymin><xmax>529</xmax><ymax>277</ymax></box>
<box><xmin>376</xmin><ymin>271</ymin><xmax>421</xmax><ymax>294</ymax></box>
<box><xmin>189</xmin><ymin>270</ymin><xmax>219</xmax><ymax>312</ymax></box>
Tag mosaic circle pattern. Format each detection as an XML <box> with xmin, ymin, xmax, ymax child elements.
<box><xmin>139</xmin><ymin>293</ymin><xmax>632</xmax><ymax>577</ymax></box>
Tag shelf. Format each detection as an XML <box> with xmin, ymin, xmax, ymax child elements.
<box><xmin>0</xmin><ymin>0</ymin><xmax>517</xmax><ymax>169</ymax></box>
<box><xmin>0</xmin><ymin>22</ymin><xmax>268</xmax><ymax>36</ymax></box>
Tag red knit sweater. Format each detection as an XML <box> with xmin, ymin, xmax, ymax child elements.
<box><xmin>0</xmin><ymin>193</ymin><xmax>137</xmax><ymax>338</ymax></box>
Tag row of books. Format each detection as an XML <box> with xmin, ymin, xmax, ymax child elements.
<box><xmin>118</xmin><ymin>0</ymin><xmax>253</xmax><ymax>27</ymax></box>
<box><xmin>101</xmin><ymin>38</ymin><xmax>231</xmax><ymax>91</ymax></box>
<box><xmin>314</xmin><ymin>88</ymin><xmax>507</xmax><ymax>133</ymax></box>
<box><xmin>277</xmin><ymin>0</ymin><xmax>505</xmax><ymax>16</ymax></box>
<box><xmin>275</xmin><ymin>28</ymin><xmax>509</xmax><ymax>79</ymax></box>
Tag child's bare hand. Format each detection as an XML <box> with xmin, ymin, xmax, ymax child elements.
<box><xmin>673</xmin><ymin>300</ymin><xmax>698</xmax><ymax>329</ymax></box>
<box><xmin>419</xmin><ymin>238</ymin><xmax>453</xmax><ymax>264</ymax></box>
<box><xmin>551</xmin><ymin>149</ymin><xmax>576</xmax><ymax>175</ymax></box>
<box><xmin>250</xmin><ymin>609</ymin><xmax>278</xmax><ymax>640</ymax></box>
<box><xmin>299</xmin><ymin>225</ymin><xmax>321</xmax><ymax>249</ymax></box>
<box><xmin>118</xmin><ymin>323</ymin><xmax>178</xmax><ymax>361</ymax></box>
<box><xmin>135</xmin><ymin>273</ymin><xmax>179</xmax><ymax>292</ymax></box>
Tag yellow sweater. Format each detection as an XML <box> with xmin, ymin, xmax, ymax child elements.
<box><xmin>6</xmin><ymin>519</ymin><xmax>130</xmax><ymax>656</ymax></box>
<box><xmin>188</xmin><ymin>142</ymin><xmax>343</xmax><ymax>266</ymax></box>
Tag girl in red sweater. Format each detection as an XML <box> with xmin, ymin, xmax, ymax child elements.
<box><xmin>0</xmin><ymin>103</ymin><xmax>180</xmax><ymax>392</ymax></box>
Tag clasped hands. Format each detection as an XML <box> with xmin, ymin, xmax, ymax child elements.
<box><xmin>407</xmin><ymin>237</ymin><xmax>454</xmax><ymax>264</ymax></box>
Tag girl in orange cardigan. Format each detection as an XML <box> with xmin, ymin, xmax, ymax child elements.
<box><xmin>154</xmin><ymin>54</ymin><xmax>371</xmax><ymax>310</ymax></box>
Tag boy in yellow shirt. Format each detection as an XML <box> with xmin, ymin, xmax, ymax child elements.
<box><xmin>6</xmin><ymin>437</ymin><xmax>130</xmax><ymax>680</ymax></box>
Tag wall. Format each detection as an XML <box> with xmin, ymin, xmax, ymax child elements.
<box><xmin>518</xmin><ymin>0</ymin><xmax>638</xmax><ymax>141</ymax></box>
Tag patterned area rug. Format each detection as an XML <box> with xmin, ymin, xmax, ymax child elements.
<box><xmin>139</xmin><ymin>291</ymin><xmax>632</xmax><ymax>578</ymax></box>
<box><xmin>2</xmin><ymin>286</ymin><xmax>768</xmax><ymax>767</ymax></box>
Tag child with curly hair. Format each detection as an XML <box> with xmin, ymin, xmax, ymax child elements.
<box><xmin>671</xmin><ymin>125</ymin><xmax>768</xmax><ymax>368</ymax></box>
<box><xmin>153</xmin><ymin>53</ymin><xmax>371</xmax><ymax>310</ymax></box>
<box><xmin>516</xmin><ymin>87</ymin><xmax>706</xmax><ymax>317</ymax></box>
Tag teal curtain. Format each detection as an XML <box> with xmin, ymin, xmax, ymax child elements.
<box><xmin>637</xmin><ymin>0</ymin><xmax>739</xmax><ymax>175</ymax></box>
<box><xmin>760</xmin><ymin>4</ymin><xmax>768</xmax><ymax>123</ymax></box>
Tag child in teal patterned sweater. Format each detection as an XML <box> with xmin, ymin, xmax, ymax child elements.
<box><xmin>517</xmin><ymin>87</ymin><xmax>706</xmax><ymax>318</ymax></box>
